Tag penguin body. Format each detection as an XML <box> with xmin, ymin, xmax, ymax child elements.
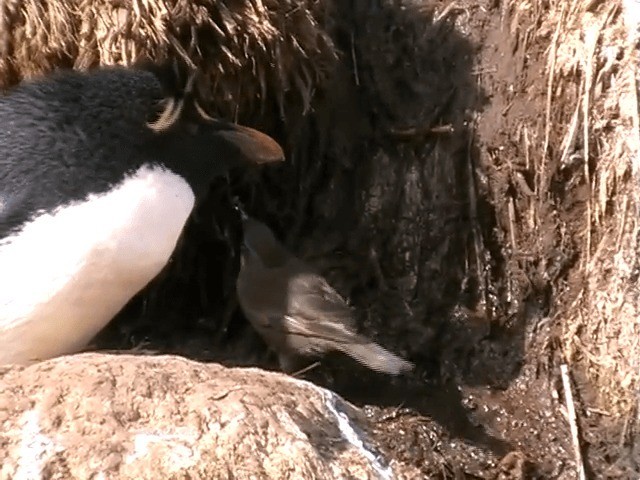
<box><xmin>0</xmin><ymin>66</ymin><xmax>284</xmax><ymax>364</ymax></box>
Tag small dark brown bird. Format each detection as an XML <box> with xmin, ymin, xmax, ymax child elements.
<box><xmin>236</xmin><ymin>215</ymin><xmax>414</xmax><ymax>375</ymax></box>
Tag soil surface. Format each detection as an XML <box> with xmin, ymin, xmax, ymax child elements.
<box><xmin>93</xmin><ymin>0</ymin><xmax>634</xmax><ymax>478</ymax></box>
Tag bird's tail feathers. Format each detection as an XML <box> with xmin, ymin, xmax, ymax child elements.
<box><xmin>338</xmin><ymin>340</ymin><xmax>414</xmax><ymax>375</ymax></box>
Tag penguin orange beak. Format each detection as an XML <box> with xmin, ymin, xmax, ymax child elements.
<box><xmin>213</xmin><ymin>122</ymin><xmax>285</xmax><ymax>165</ymax></box>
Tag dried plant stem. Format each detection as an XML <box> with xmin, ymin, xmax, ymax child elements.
<box><xmin>560</xmin><ymin>364</ymin><xmax>586</xmax><ymax>480</ymax></box>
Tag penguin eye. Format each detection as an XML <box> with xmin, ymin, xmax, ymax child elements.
<box><xmin>186</xmin><ymin>122</ymin><xmax>199</xmax><ymax>136</ymax></box>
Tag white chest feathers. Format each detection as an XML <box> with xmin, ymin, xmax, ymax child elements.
<box><xmin>0</xmin><ymin>164</ymin><xmax>195</xmax><ymax>365</ymax></box>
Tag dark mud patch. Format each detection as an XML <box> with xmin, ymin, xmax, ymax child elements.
<box><xmin>92</xmin><ymin>0</ymin><xmax>632</xmax><ymax>478</ymax></box>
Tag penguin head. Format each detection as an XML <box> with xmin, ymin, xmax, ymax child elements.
<box><xmin>139</xmin><ymin>60</ymin><xmax>284</xmax><ymax>198</ymax></box>
<box><xmin>147</xmin><ymin>113</ymin><xmax>284</xmax><ymax>199</ymax></box>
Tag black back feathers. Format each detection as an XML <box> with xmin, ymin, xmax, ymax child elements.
<box><xmin>0</xmin><ymin>65</ymin><xmax>284</xmax><ymax>238</ymax></box>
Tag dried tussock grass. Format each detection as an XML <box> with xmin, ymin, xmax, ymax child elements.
<box><xmin>0</xmin><ymin>0</ymin><xmax>338</xmax><ymax>118</ymax></box>
<box><xmin>515</xmin><ymin>0</ymin><xmax>640</xmax><ymax>416</ymax></box>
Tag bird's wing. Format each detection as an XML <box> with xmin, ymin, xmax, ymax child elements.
<box><xmin>237</xmin><ymin>255</ymin><xmax>365</xmax><ymax>352</ymax></box>
<box><xmin>282</xmin><ymin>269</ymin><xmax>367</xmax><ymax>345</ymax></box>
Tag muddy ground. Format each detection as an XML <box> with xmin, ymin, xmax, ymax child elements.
<box><xmin>93</xmin><ymin>0</ymin><xmax>636</xmax><ymax>478</ymax></box>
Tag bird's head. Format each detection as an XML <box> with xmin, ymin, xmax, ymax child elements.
<box><xmin>239</xmin><ymin>216</ymin><xmax>289</xmax><ymax>268</ymax></box>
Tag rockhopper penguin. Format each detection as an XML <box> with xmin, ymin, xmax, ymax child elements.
<box><xmin>0</xmin><ymin>65</ymin><xmax>284</xmax><ymax>365</ymax></box>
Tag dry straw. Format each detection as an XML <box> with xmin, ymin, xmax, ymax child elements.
<box><xmin>0</xmin><ymin>0</ymin><xmax>338</xmax><ymax>118</ymax></box>
<box><xmin>530</xmin><ymin>0</ymin><xmax>638</xmax><ymax>417</ymax></box>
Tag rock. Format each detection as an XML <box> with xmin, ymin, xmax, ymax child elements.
<box><xmin>0</xmin><ymin>353</ymin><xmax>417</xmax><ymax>479</ymax></box>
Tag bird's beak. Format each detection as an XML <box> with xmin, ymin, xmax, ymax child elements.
<box><xmin>210</xmin><ymin>120</ymin><xmax>285</xmax><ymax>165</ymax></box>
<box><xmin>232</xmin><ymin>198</ymin><xmax>249</xmax><ymax>221</ymax></box>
